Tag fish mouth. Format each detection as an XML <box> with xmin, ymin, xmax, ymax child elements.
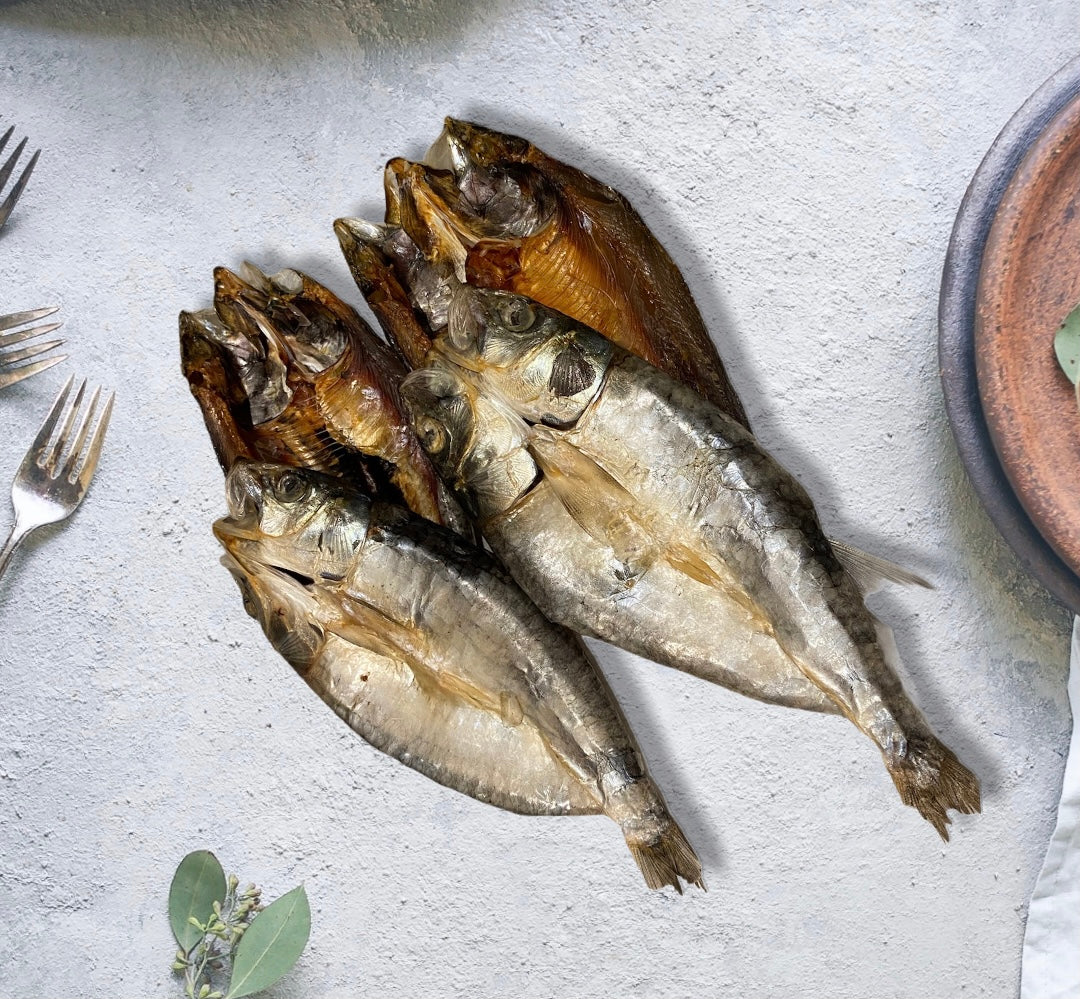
<box><xmin>216</xmin><ymin>527</ymin><xmax>318</xmax><ymax>593</ymax></box>
<box><xmin>222</xmin><ymin>460</ymin><xmax>265</xmax><ymax>520</ymax></box>
<box><xmin>334</xmin><ymin>216</ymin><xmax>392</xmax><ymax>254</ymax></box>
<box><xmin>426</xmin><ymin>118</ymin><xmax>530</xmax><ymax>175</ymax></box>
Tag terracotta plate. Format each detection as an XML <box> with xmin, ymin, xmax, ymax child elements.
<box><xmin>975</xmin><ymin>92</ymin><xmax>1080</xmax><ymax>580</ymax></box>
<box><xmin>941</xmin><ymin>55</ymin><xmax>1080</xmax><ymax>612</ymax></box>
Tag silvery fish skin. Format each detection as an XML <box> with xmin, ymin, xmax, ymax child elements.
<box><xmin>405</xmin><ymin>286</ymin><xmax>981</xmax><ymax>840</ymax></box>
<box><xmin>403</xmin><ymin>361</ymin><xmax>838</xmax><ymax>716</ymax></box>
<box><xmin>214</xmin><ymin>460</ymin><xmax>703</xmax><ymax>892</ymax></box>
<box><xmin>420</xmin><ymin>117</ymin><xmax>751</xmax><ymax>428</ymax></box>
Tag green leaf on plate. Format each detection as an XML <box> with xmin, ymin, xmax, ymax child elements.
<box><xmin>169</xmin><ymin>850</ymin><xmax>227</xmax><ymax>954</ymax></box>
<box><xmin>226</xmin><ymin>884</ymin><xmax>310</xmax><ymax>999</ymax></box>
<box><xmin>1053</xmin><ymin>302</ymin><xmax>1080</xmax><ymax>385</ymax></box>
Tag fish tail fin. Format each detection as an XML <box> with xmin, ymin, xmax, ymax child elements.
<box><xmin>884</xmin><ymin>735</ymin><xmax>981</xmax><ymax>841</ymax></box>
<box><xmin>625</xmin><ymin>818</ymin><xmax>705</xmax><ymax>893</ymax></box>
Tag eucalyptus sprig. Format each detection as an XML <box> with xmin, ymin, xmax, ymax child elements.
<box><xmin>169</xmin><ymin>850</ymin><xmax>310</xmax><ymax>999</ymax></box>
<box><xmin>1053</xmin><ymin>301</ymin><xmax>1080</xmax><ymax>411</ymax></box>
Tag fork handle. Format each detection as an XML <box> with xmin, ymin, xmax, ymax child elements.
<box><xmin>0</xmin><ymin>519</ymin><xmax>30</xmax><ymax>583</ymax></box>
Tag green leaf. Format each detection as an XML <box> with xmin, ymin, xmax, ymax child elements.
<box><xmin>1053</xmin><ymin>303</ymin><xmax>1080</xmax><ymax>385</ymax></box>
<box><xmin>226</xmin><ymin>885</ymin><xmax>310</xmax><ymax>999</ymax></box>
<box><xmin>169</xmin><ymin>851</ymin><xmax>227</xmax><ymax>955</ymax></box>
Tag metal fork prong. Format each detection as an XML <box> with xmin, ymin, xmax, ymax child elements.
<box><xmin>0</xmin><ymin>126</ymin><xmax>12</xmax><ymax>156</ymax></box>
<box><xmin>0</xmin><ymin>147</ymin><xmax>39</xmax><ymax>229</ymax></box>
<box><xmin>0</xmin><ymin>306</ymin><xmax>58</xmax><ymax>334</ymax></box>
<box><xmin>20</xmin><ymin>375</ymin><xmax>75</xmax><ymax>473</ymax></box>
<box><xmin>1</xmin><ymin>337</ymin><xmax>65</xmax><ymax>367</ymax></box>
<box><xmin>75</xmin><ymin>391</ymin><xmax>115</xmax><ymax>490</ymax></box>
<box><xmin>61</xmin><ymin>385</ymin><xmax>101</xmax><ymax>482</ymax></box>
<box><xmin>0</xmin><ymin>353</ymin><xmax>68</xmax><ymax>392</ymax></box>
<box><xmin>0</xmin><ymin>136</ymin><xmax>28</xmax><ymax>192</ymax></box>
<box><xmin>42</xmin><ymin>379</ymin><xmax>86</xmax><ymax>475</ymax></box>
<box><xmin>0</xmin><ymin>321</ymin><xmax>62</xmax><ymax>350</ymax></box>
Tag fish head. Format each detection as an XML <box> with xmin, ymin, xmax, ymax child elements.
<box><xmin>336</xmin><ymin>210</ymin><xmax>457</xmax><ymax>337</ymax></box>
<box><xmin>213</xmin><ymin>264</ymin><xmax>353</xmax><ymax>383</ymax></box>
<box><xmin>214</xmin><ymin>461</ymin><xmax>368</xmax><ymax>622</ymax></box>
<box><xmin>399</xmin><ymin>365</ymin><xmax>478</xmax><ymax>487</ymax></box>
<box><xmin>424</xmin><ymin>120</ymin><xmax>555</xmax><ymax>240</ymax></box>
<box><xmin>440</xmin><ymin>286</ymin><xmax>613</xmax><ymax>427</ymax></box>
<box><xmin>401</xmin><ymin>363</ymin><xmax>537</xmax><ymax>515</ymax></box>
<box><xmin>179</xmin><ymin>307</ymin><xmax>282</xmax><ymax>470</ymax></box>
<box><xmin>219</xmin><ymin>546</ymin><xmax>326</xmax><ymax>673</ymax></box>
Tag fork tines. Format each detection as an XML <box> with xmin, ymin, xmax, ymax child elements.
<box><xmin>0</xmin><ymin>125</ymin><xmax>41</xmax><ymax>231</ymax></box>
<box><xmin>0</xmin><ymin>306</ymin><xmax>65</xmax><ymax>390</ymax></box>
<box><xmin>29</xmin><ymin>375</ymin><xmax>115</xmax><ymax>488</ymax></box>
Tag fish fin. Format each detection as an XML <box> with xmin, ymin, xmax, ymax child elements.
<box><xmin>329</xmin><ymin>595</ymin><xmax>424</xmax><ymax>662</ymax></box>
<box><xmin>828</xmin><ymin>538</ymin><xmax>933</xmax><ymax>592</ymax></box>
<box><xmin>665</xmin><ymin>542</ymin><xmax>727</xmax><ymax>589</ymax></box>
<box><xmin>528</xmin><ymin>431</ymin><xmax>655</xmax><ymax>567</ymax></box>
<box><xmin>625</xmin><ymin>819</ymin><xmax>705</xmax><ymax>893</ymax></box>
<box><xmin>884</xmin><ymin>736</ymin><xmax>981</xmax><ymax>841</ymax></box>
<box><xmin>548</xmin><ymin>342</ymin><xmax>595</xmax><ymax>398</ymax></box>
<box><xmin>318</xmin><ymin>510</ymin><xmax>357</xmax><ymax>569</ymax></box>
<box><xmin>270</xmin><ymin>623</ymin><xmax>324</xmax><ymax>672</ymax></box>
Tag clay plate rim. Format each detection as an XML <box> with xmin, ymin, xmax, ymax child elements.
<box><xmin>975</xmin><ymin>92</ymin><xmax>1080</xmax><ymax>578</ymax></box>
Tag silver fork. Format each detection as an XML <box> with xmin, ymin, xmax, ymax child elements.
<box><xmin>0</xmin><ymin>376</ymin><xmax>115</xmax><ymax>582</ymax></box>
<box><xmin>0</xmin><ymin>306</ymin><xmax>65</xmax><ymax>390</ymax></box>
<box><xmin>0</xmin><ymin>125</ymin><xmax>41</xmax><ymax>231</ymax></box>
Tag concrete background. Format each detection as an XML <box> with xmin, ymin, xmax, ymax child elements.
<box><xmin>0</xmin><ymin>2</ymin><xmax>1075</xmax><ymax>997</ymax></box>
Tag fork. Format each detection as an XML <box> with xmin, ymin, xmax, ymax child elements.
<box><xmin>0</xmin><ymin>375</ymin><xmax>115</xmax><ymax>583</ymax></box>
<box><xmin>0</xmin><ymin>125</ymin><xmax>40</xmax><ymax>231</ymax></box>
<box><xmin>0</xmin><ymin>306</ymin><xmax>65</xmax><ymax>390</ymax></box>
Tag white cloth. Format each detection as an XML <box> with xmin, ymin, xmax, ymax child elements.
<box><xmin>1020</xmin><ymin>617</ymin><xmax>1080</xmax><ymax>999</ymax></box>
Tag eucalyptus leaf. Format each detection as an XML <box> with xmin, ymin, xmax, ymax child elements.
<box><xmin>169</xmin><ymin>851</ymin><xmax>227</xmax><ymax>955</ymax></box>
<box><xmin>1053</xmin><ymin>302</ymin><xmax>1080</xmax><ymax>385</ymax></box>
<box><xmin>226</xmin><ymin>884</ymin><xmax>310</xmax><ymax>999</ymax></box>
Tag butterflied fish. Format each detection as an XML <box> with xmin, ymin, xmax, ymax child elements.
<box><xmin>181</xmin><ymin>263</ymin><xmax>471</xmax><ymax>536</ymax></box>
<box><xmin>403</xmin><ymin>285</ymin><xmax>980</xmax><ymax>840</ymax></box>
<box><xmin>215</xmin><ymin>460</ymin><xmax>703</xmax><ymax>891</ymax></box>
<box><xmin>416</xmin><ymin>117</ymin><xmax>750</xmax><ymax>427</ymax></box>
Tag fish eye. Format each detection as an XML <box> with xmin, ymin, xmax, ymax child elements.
<box><xmin>499</xmin><ymin>298</ymin><xmax>535</xmax><ymax>333</ymax></box>
<box><xmin>416</xmin><ymin>416</ymin><xmax>447</xmax><ymax>454</ymax></box>
<box><xmin>274</xmin><ymin>470</ymin><xmax>308</xmax><ymax>504</ymax></box>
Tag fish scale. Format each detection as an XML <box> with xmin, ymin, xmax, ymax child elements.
<box><xmin>403</xmin><ymin>285</ymin><xmax>981</xmax><ymax>840</ymax></box>
<box><xmin>215</xmin><ymin>461</ymin><xmax>703</xmax><ymax>891</ymax></box>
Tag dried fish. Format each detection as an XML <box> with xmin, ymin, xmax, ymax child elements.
<box><xmin>215</xmin><ymin>460</ymin><xmax>703</xmax><ymax>891</ymax></box>
<box><xmin>404</xmin><ymin>286</ymin><xmax>980</xmax><ymax>839</ymax></box>
<box><xmin>418</xmin><ymin>117</ymin><xmax>750</xmax><ymax>426</ymax></box>
<box><xmin>181</xmin><ymin>263</ymin><xmax>470</xmax><ymax>535</ymax></box>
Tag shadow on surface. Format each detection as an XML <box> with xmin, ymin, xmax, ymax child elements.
<box><xmin>0</xmin><ymin>0</ymin><xmax>490</xmax><ymax>56</ymax></box>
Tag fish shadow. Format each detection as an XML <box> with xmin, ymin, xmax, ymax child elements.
<box><xmin>586</xmin><ymin>639</ymin><xmax>728</xmax><ymax>877</ymax></box>
<box><xmin>869</xmin><ymin>586</ymin><xmax>1004</xmax><ymax>807</ymax></box>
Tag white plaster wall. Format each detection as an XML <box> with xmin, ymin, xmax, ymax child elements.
<box><xmin>0</xmin><ymin>2</ymin><xmax>1074</xmax><ymax>997</ymax></box>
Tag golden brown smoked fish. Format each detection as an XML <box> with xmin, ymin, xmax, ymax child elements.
<box><xmin>215</xmin><ymin>460</ymin><xmax>703</xmax><ymax>891</ymax></box>
<box><xmin>333</xmin><ymin>217</ymin><xmax>437</xmax><ymax>369</ymax></box>
<box><xmin>416</xmin><ymin>117</ymin><xmax>750</xmax><ymax>427</ymax></box>
<box><xmin>181</xmin><ymin>263</ymin><xmax>470</xmax><ymax>536</ymax></box>
<box><xmin>403</xmin><ymin>286</ymin><xmax>980</xmax><ymax>839</ymax></box>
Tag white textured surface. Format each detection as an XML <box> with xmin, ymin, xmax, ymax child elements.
<box><xmin>0</xmin><ymin>3</ymin><xmax>1074</xmax><ymax>997</ymax></box>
